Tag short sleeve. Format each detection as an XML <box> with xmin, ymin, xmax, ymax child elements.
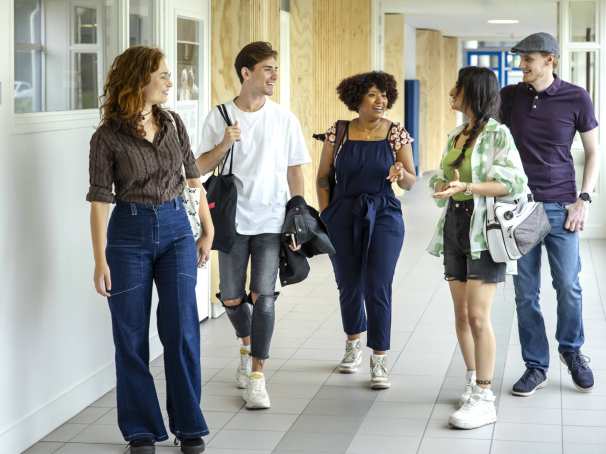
<box><xmin>171</xmin><ymin>111</ymin><xmax>201</xmax><ymax>179</ymax></box>
<box><xmin>575</xmin><ymin>89</ymin><xmax>599</xmax><ymax>133</ymax></box>
<box><xmin>325</xmin><ymin>123</ymin><xmax>337</xmax><ymax>145</ymax></box>
<box><xmin>287</xmin><ymin>113</ymin><xmax>311</xmax><ymax>166</ymax></box>
<box><xmin>196</xmin><ymin>107</ymin><xmax>224</xmax><ymax>158</ymax></box>
<box><xmin>388</xmin><ymin>123</ymin><xmax>414</xmax><ymax>152</ymax></box>
<box><xmin>86</xmin><ymin>130</ymin><xmax>115</xmax><ymax>203</ymax></box>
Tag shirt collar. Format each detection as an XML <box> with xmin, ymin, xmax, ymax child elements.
<box><xmin>526</xmin><ymin>74</ymin><xmax>561</xmax><ymax>96</ymax></box>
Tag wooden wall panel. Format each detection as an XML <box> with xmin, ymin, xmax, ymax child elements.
<box><xmin>211</xmin><ymin>0</ymin><xmax>280</xmax><ymax>105</ymax></box>
<box><xmin>291</xmin><ymin>0</ymin><xmax>372</xmax><ymax>205</ymax></box>
<box><xmin>384</xmin><ymin>14</ymin><xmax>405</xmax><ymax>125</ymax></box>
<box><xmin>416</xmin><ymin>29</ymin><xmax>444</xmax><ymax>173</ymax></box>
<box><xmin>442</xmin><ymin>36</ymin><xmax>458</xmax><ymax>135</ymax></box>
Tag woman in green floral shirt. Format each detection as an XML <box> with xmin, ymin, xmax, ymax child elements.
<box><xmin>428</xmin><ymin>67</ymin><xmax>528</xmax><ymax>430</ymax></box>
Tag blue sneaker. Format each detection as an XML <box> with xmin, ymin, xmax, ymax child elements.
<box><xmin>512</xmin><ymin>368</ymin><xmax>547</xmax><ymax>396</ymax></box>
<box><xmin>560</xmin><ymin>351</ymin><xmax>594</xmax><ymax>392</ymax></box>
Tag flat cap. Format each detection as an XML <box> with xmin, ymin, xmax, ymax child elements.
<box><xmin>511</xmin><ymin>32</ymin><xmax>560</xmax><ymax>56</ymax></box>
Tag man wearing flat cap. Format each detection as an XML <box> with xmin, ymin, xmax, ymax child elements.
<box><xmin>500</xmin><ymin>32</ymin><xmax>600</xmax><ymax>397</ymax></box>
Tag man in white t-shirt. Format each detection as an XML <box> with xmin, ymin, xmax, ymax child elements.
<box><xmin>196</xmin><ymin>42</ymin><xmax>310</xmax><ymax>409</ymax></box>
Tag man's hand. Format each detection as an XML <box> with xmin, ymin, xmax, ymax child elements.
<box><xmin>433</xmin><ymin>169</ymin><xmax>467</xmax><ymax>200</ymax></box>
<box><xmin>565</xmin><ymin>199</ymin><xmax>588</xmax><ymax>232</ymax></box>
<box><xmin>221</xmin><ymin>121</ymin><xmax>241</xmax><ymax>148</ymax></box>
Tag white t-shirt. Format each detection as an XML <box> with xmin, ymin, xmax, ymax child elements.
<box><xmin>197</xmin><ymin>98</ymin><xmax>310</xmax><ymax>235</ymax></box>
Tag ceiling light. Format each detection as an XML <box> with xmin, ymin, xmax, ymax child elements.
<box><xmin>488</xmin><ymin>19</ymin><xmax>519</xmax><ymax>24</ymax></box>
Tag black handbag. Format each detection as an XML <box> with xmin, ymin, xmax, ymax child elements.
<box><xmin>203</xmin><ymin>104</ymin><xmax>238</xmax><ymax>253</ymax></box>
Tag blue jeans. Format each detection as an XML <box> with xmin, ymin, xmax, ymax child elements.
<box><xmin>513</xmin><ymin>202</ymin><xmax>584</xmax><ymax>371</ymax></box>
<box><xmin>106</xmin><ymin>198</ymin><xmax>209</xmax><ymax>442</ymax></box>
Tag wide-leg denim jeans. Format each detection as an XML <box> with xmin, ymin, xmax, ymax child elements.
<box><xmin>106</xmin><ymin>198</ymin><xmax>208</xmax><ymax>442</ymax></box>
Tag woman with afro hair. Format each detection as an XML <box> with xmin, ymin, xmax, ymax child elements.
<box><xmin>316</xmin><ymin>71</ymin><xmax>416</xmax><ymax>389</ymax></box>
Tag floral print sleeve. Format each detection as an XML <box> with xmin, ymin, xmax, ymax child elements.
<box><xmin>485</xmin><ymin>126</ymin><xmax>528</xmax><ymax>199</ymax></box>
<box><xmin>388</xmin><ymin>123</ymin><xmax>413</xmax><ymax>152</ymax></box>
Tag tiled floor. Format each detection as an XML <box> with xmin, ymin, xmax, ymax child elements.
<box><xmin>25</xmin><ymin>180</ymin><xmax>606</xmax><ymax>453</ymax></box>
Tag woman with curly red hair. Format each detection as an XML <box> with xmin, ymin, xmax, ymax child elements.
<box><xmin>86</xmin><ymin>46</ymin><xmax>212</xmax><ymax>454</ymax></box>
<box><xmin>316</xmin><ymin>71</ymin><xmax>416</xmax><ymax>389</ymax></box>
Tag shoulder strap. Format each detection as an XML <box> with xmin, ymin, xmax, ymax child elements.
<box><xmin>332</xmin><ymin>120</ymin><xmax>349</xmax><ymax>167</ymax></box>
<box><xmin>486</xmin><ymin>196</ymin><xmax>497</xmax><ymax>223</ymax></box>
<box><xmin>216</xmin><ymin>104</ymin><xmax>234</xmax><ymax>175</ymax></box>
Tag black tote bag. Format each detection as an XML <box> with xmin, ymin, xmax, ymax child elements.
<box><xmin>203</xmin><ymin>104</ymin><xmax>238</xmax><ymax>252</ymax></box>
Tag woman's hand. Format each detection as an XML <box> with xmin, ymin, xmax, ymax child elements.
<box><xmin>94</xmin><ymin>262</ymin><xmax>112</xmax><ymax>297</ymax></box>
<box><xmin>197</xmin><ymin>231</ymin><xmax>213</xmax><ymax>267</ymax></box>
<box><xmin>433</xmin><ymin>169</ymin><xmax>467</xmax><ymax>200</ymax></box>
<box><xmin>386</xmin><ymin>162</ymin><xmax>405</xmax><ymax>183</ymax></box>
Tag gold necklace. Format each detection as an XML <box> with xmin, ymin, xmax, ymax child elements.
<box><xmin>355</xmin><ymin>119</ymin><xmax>382</xmax><ymax>139</ymax></box>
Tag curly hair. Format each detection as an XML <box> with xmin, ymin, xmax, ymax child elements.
<box><xmin>99</xmin><ymin>46</ymin><xmax>165</xmax><ymax>136</ymax></box>
<box><xmin>336</xmin><ymin>71</ymin><xmax>398</xmax><ymax>112</ymax></box>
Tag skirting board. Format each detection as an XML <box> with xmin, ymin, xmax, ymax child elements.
<box><xmin>1</xmin><ymin>334</ymin><xmax>164</xmax><ymax>454</ymax></box>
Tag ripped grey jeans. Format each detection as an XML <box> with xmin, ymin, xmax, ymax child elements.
<box><xmin>218</xmin><ymin>233</ymin><xmax>281</xmax><ymax>359</ymax></box>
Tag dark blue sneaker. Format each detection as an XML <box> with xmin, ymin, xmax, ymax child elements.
<box><xmin>512</xmin><ymin>368</ymin><xmax>547</xmax><ymax>396</ymax></box>
<box><xmin>560</xmin><ymin>351</ymin><xmax>594</xmax><ymax>392</ymax></box>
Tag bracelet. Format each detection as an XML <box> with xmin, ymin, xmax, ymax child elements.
<box><xmin>464</xmin><ymin>183</ymin><xmax>473</xmax><ymax>196</ymax></box>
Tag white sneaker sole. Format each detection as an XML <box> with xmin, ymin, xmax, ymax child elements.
<box><xmin>338</xmin><ymin>357</ymin><xmax>362</xmax><ymax>374</ymax></box>
<box><xmin>244</xmin><ymin>400</ymin><xmax>271</xmax><ymax>410</ymax></box>
<box><xmin>559</xmin><ymin>354</ymin><xmax>594</xmax><ymax>393</ymax></box>
<box><xmin>511</xmin><ymin>379</ymin><xmax>547</xmax><ymax>397</ymax></box>
<box><xmin>370</xmin><ymin>381</ymin><xmax>391</xmax><ymax>390</ymax></box>
<box><xmin>449</xmin><ymin>415</ymin><xmax>497</xmax><ymax>430</ymax></box>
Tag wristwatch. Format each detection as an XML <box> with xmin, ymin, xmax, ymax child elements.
<box><xmin>464</xmin><ymin>183</ymin><xmax>473</xmax><ymax>196</ymax></box>
<box><xmin>579</xmin><ymin>192</ymin><xmax>592</xmax><ymax>203</ymax></box>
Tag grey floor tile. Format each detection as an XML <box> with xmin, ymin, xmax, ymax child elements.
<box><xmin>53</xmin><ymin>444</ymin><xmax>127</xmax><ymax>454</ymax></box>
<box><xmin>202</xmin><ymin>449</ymin><xmax>271</xmax><ymax>454</ymax></box>
<box><xmin>497</xmin><ymin>406</ymin><xmax>562</xmax><ymax>425</ymax></box>
<box><xmin>90</xmin><ymin>392</ymin><xmax>118</xmax><ymax>408</ymax></box>
<box><xmin>493</xmin><ymin>422</ymin><xmax>562</xmax><ymax>443</ymax></box>
<box><xmin>367</xmin><ymin>402</ymin><xmax>434</xmax><ymax>420</ymax></box>
<box><xmin>247</xmin><ymin>397</ymin><xmax>310</xmax><ymax>415</ymax></box>
<box><xmin>208</xmin><ymin>429</ymin><xmax>284</xmax><ymax>451</ymax></box>
<box><xmin>491</xmin><ymin>440</ymin><xmax>562</xmax><ymax>454</ymax></box>
<box><xmin>424</xmin><ymin>419</ymin><xmax>494</xmax><ymax>440</ymax></box>
<box><xmin>22</xmin><ymin>442</ymin><xmax>65</xmax><ymax>454</ymax></box>
<box><xmin>346</xmin><ymin>434</ymin><xmax>420</xmax><ymax>454</ymax></box>
<box><xmin>356</xmin><ymin>416</ymin><xmax>427</xmax><ymax>438</ymax></box>
<box><xmin>42</xmin><ymin>424</ymin><xmax>89</xmax><ymax>442</ymax></box>
<box><xmin>289</xmin><ymin>414</ymin><xmax>363</xmax><ymax>434</ymax></box>
<box><xmin>201</xmin><ymin>394</ymin><xmax>245</xmax><ymax>412</ymax></box>
<box><xmin>68</xmin><ymin>407</ymin><xmax>112</xmax><ymax>424</ymax></box>
<box><xmin>302</xmin><ymin>398</ymin><xmax>373</xmax><ymax>417</ymax></box>
<box><xmin>223</xmin><ymin>412</ymin><xmax>298</xmax><ymax>432</ymax></box>
<box><xmin>203</xmin><ymin>411</ymin><xmax>238</xmax><ymax>430</ymax></box>
<box><xmin>275</xmin><ymin>431</ymin><xmax>352</xmax><ymax>453</ymax></box>
<box><xmin>562</xmin><ymin>409</ymin><xmax>606</xmax><ymax>427</ymax></box>
<box><xmin>563</xmin><ymin>425</ymin><xmax>606</xmax><ymax>444</ymax></box>
<box><xmin>313</xmin><ymin>385</ymin><xmax>378</xmax><ymax>401</ymax></box>
<box><xmin>417</xmin><ymin>437</ymin><xmax>491</xmax><ymax>454</ymax></box>
<box><xmin>563</xmin><ymin>444</ymin><xmax>606</xmax><ymax>454</ymax></box>
<box><xmin>70</xmin><ymin>424</ymin><xmax>126</xmax><ymax>444</ymax></box>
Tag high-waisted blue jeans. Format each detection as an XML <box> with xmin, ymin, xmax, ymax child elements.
<box><xmin>106</xmin><ymin>198</ymin><xmax>208</xmax><ymax>442</ymax></box>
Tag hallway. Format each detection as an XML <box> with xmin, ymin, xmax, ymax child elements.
<box><xmin>26</xmin><ymin>180</ymin><xmax>606</xmax><ymax>454</ymax></box>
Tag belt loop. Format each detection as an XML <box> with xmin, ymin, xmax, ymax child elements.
<box><xmin>130</xmin><ymin>203</ymin><xmax>137</xmax><ymax>216</ymax></box>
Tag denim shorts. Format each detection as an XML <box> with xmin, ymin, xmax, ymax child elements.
<box><xmin>218</xmin><ymin>232</ymin><xmax>281</xmax><ymax>300</ymax></box>
<box><xmin>443</xmin><ymin>199</ymin><xmax>506</xmax><ymax>284</ymax></box>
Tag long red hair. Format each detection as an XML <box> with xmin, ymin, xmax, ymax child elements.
<box><xmin>100</xmin><ymin>46</ymin><xmax>165</xmax><ymax>136</ymax></box>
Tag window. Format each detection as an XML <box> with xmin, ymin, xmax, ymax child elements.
<box><xmin>13</xmin><ymin>0</ymin><xmax>118</xmax><ymax>113</ymax></box>
<box><xmin>569</xmin><ymin>1</ymin><xmax>597</xmax><ymax>42</ymax></box>
<box><xmin>129</xmin><ymin>0</ymin><xmax>155</xmax><ymax>47</ymax></box>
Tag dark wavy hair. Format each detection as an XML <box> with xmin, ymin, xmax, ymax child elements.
<box><xmin>99</xmin><ymin>46</ymin><xmax>165</xmax><ymax>137</ymax></box>
<box><xmin>337</xmin><ymin>71</ymin><xmax>398</xmax><ymax>112</ymax></box>
<box><xmin>234</xmin><ymin>41</ymin><xmax>278</xmax><ymax>84</ymax></box>
<box><xmin>450</xmin><ymin>66</ymin><xmax>500</xmax><ymax>168</ymax></box>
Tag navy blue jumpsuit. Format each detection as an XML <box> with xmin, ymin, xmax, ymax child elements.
<box><xmin>320</xmin><ymin>123</ymin><xmax>406</xmax><ymax>351</ymax></box>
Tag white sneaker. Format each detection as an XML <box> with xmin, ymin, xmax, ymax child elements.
<box><xmin>243</xmin><ymin>372</ymin><xmax>271</xmax><ymax>409</ymax></box>
<box><xmin>459</xmin><ymin>370</ymin><xmax>476</xmax><ymax>408</ymax></box>
<box><xmin>370</xmin><ymin>354</ymin><xmax>391</xmax><ymax>389</ymax></box>
<box><xmin>236</xmin><ymin>347</ymin><xmax>252</xmax><ymax>389</ymax></box>
<box><xmin>449</xmin><ymin>386</ymin><xmax>497</xmax><ymax>429</ymax></box>
<box><xmin>338</xmin><ymin>339</ymin><xmax>362</xmax><ymax>373</ymax></box>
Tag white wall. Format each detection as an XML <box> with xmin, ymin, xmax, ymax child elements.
<box><xmin>0</xmin><ymin>1</ymin><xmax>210</xmax><ymax>453</ymax></box>
<box><xmin>404</xmin><ymin>22</ymin><xmax>416</xmax><ymax>80</ymax></box>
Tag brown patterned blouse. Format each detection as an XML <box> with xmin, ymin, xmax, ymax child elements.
<box><xmin>86</xmin><ymin>109</ymin><xmax>200</xmax><ymax>204</ymax></box>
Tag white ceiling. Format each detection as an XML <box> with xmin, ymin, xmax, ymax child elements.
<box><xmin>383</xmin><ymin>0</ymin><xmax>558</xmax><ymax>42</ymax></box>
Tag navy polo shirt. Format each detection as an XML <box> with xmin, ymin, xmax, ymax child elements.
<box><xmin>500</xmin><ymin>76</ymin><xmax>598</xmax><ymax>203</ymax></box>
